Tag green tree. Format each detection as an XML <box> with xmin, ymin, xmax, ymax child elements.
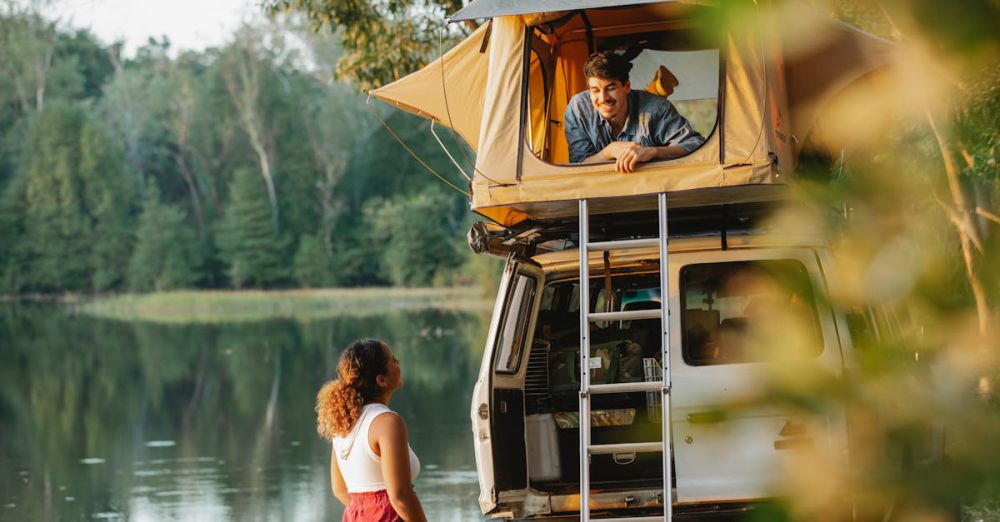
<box><xmin>0</xmin><ymin>173</ymin><xmax>28</xmax><ymax>292</ymax></box>
<box><xmin>53</xmin><ymin>29</ymin><xmax>115</xmax><ymax>101</ymax></box>
<box><xmin>97</xmin><ymin>43</ymin><xmax>173</xmax><ymax>199</ymax></box>
<box><xmin>216</xmin><ymin>168</ymin><xmax>290</xmax><ymax>288</ymax></box>
<box><xmin>14</xmin><ymin>103</ymin><xmax>133</xmax><ymax>292</ymax></box>
<box><xmin>81</xmin><ymin>119</ymin><xmax>135</xmax><ymax>291</ymax></box>
<box><xmin>293</xmin><ymin>232</ymin><xmax>333</xmax><ymax>287</ymax></box>
<box><xmin>128</xmin><ymin>182</ymin><xmax>201</xmax><ymax>291</ymax></box>
<box><xmin>221</xmin><ymin>26</ymin><xmax>282</xmax><ymax>231</ymax></box>
<box><xmin>264</xmin><ymin>0</ymin><xmax>477</xmax><ymax>90</ymax></box>
<box><xmin>362</xmin><ymin>188</ymin><xmax>463</xmax><ymax>286</ymax></box>
<box><xmin>0</xmin><ymin>8</ymin><xmax>57</xmax><ymax>113</ymax></box>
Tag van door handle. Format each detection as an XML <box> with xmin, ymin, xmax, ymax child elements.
<box><xmin>686</xmin><ymin>411</ymin><xmax>726</xmax><ymax>424</ymax></box>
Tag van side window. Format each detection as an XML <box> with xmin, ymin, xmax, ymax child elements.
<box><xmin>495</xmin><ymin>274</ymin><xmax>538</xmax><ymax>373</ymax></box>
<box><xmin>680</xmin><ymin>260</ymin><xmax>822</xmax><ymax>366</ymax></box>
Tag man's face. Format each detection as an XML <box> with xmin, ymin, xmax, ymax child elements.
<box><xmin>587</xmin><ymin>76</ymin><xmax>630</xmax><ymax>122</ymax></box>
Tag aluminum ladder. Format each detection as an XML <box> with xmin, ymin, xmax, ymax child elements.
<box><xmin>578</xmin><ymin>193</ymin><xmax>672</xmax><ymax>522</ymax></box>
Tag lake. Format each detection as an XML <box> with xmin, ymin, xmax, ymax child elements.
<box><xmin>0</xmin><ymin>302</ymin><xmax>492</xmax><ymax>521</ymax></box>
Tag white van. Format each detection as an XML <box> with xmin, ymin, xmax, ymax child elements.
<box><xmin>468</xmin><ymin>201</ymin><xmax>943</xmax><ymax>521</ymax></box>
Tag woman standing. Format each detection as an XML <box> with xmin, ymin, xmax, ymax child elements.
<box><xmin>317</xmin><ymin>339</ymin><xmax>427</xmax><ymax>522</ymax></box>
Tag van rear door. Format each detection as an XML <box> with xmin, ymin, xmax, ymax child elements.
<box><xmin>668</xmin><ymin>249</ymin><xmax>848</xmax><ymax>503</ymax></box>
<box><xmin>471</xmin><ymin>260</ymin><xmax>543</xmax><ymax>514</ymax></box>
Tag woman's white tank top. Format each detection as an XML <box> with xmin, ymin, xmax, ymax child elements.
<box><xmin>331</xmin><ymin>403</ymin><xmax>420</xmax><ymax>493</ymax></box>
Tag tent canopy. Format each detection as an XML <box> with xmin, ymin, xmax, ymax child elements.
<box><xmin>370</xmin><ymin>1</ymin><xmax>896</xmax><ymax>227</ymax></box>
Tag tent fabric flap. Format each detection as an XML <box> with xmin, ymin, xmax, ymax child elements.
<box><xmin>369</xmin><ymin>23</ymin><xmax>491</xmax><ymax>150</ymax></box>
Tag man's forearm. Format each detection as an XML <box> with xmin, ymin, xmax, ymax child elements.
<box><xmin>651</xmin><ymin>145</ymin><xmax>690</xmax><ymax>160</ymax></box>
<box><xmin>582</xmin><ymin>141</ymin><xmax>627</xmax><ymax>163</ymax></box>
<box><xmin>580</xmin><ymin>143</ymin><xmax>689</xmax><ymax>166</ymax></box>
<box><xmin>581</xmin><ymin>151</ymin><xmax>609</xmax><ymax>163</ymax></box>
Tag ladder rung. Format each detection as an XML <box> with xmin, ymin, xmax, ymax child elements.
<box><xmin>587</xmin><ymin>238</ymin><xmax>660</xmax><ymax>251</ymax></box>
<box><xmin>589</xmin><ymin>442</ymin><xmax>663</xmax><ymax>455</ymax></box>
<box><xmin>590</xmin><ymin>515</ymin><xmax>663</xmax><ymax>522</ymax></box>
<box><xmin>589</xmin><ymin>381</ymin><xmax>662</xmax><ymax>394</ymax></box>
<box><xmin>588</xmin><ymin>309</ymin><xmax>661</xmax><ymax>322</ymax></box>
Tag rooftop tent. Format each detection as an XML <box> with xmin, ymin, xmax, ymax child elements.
<box><xmin>369</xmin><ymin>1</ymin><xmax>896</xmax><ymax>227</ymax></box>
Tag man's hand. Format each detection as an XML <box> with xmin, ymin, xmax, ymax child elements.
<box><xmin>584</xmin><ymin>141</ymin><xmax>689</xmax><ymax>171</ymax></box>
<box><xmin>595</xmin><ymin>141</ymin><xmax>654</xmax><ymax>173</ymax></box>
<box><xmin>614</xmin><ymin>142</ymin><xmax>656</xmax><ymax>173</ymax></box>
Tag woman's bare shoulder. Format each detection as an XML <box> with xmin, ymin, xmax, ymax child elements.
<box><xmin>370</xmin><ymin>410</ymin><xmax>407</xmax><ymax>437</ymax></box>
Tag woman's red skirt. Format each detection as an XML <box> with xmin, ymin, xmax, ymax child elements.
<box><xmin>343</xmin><ymin>490</ymin><xmax>402</xmax><ymax>522</ymax></box>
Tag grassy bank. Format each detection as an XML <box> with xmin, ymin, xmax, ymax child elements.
<box><xmin>76</xmin><ymin>287</ymin><xmax>495</xmax><ymax>323</ymax></box>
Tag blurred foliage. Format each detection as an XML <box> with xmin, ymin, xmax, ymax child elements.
<box><xmin>696</xmin><ymin>1</ymin><xmax>1000</xmax><ymax>520</ymax></box>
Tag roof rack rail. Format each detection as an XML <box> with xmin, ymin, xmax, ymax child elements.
<box><xmin>469</xmin><ymin>200</ymin><xmax>780</xmax><ymax>260</ymax></box>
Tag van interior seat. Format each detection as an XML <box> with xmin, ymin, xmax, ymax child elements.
<box><xmin>538</xmin><ymin>310</ymin><xmax>578</xmax><ymax>345</ymax></box>
<box><xmin>685</xmin><ymin>309</ymin><xmax>721</xmax><ymax>362</ymax></box>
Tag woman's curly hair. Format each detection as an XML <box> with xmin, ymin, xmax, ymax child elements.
<box><xmin>316</xmin><ymin>338</ymin><xmax>390</xmax><ymax>440</ymax></box>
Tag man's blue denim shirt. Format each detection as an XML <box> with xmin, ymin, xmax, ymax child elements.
<box><xmin>563</xmin><ymin>89</ymin><xmax>705</xmax><ymax>164</ymax></box>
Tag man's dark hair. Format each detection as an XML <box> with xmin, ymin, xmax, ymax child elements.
<box><xmin>583</xmin><ymin>51</ymin><xmax>632</xmax><ymax>84</ymax></box>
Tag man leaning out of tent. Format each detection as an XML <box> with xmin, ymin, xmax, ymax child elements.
<box><xmin>564</xmin><ymin>51</ymin><xmax>704</xmax><ymax>173</ymax></box>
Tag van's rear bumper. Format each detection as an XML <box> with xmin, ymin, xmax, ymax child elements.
<box><xmin>488</xmin><ymin>487</ymin><xmax>767</xmax><ymax>520</ymax></box>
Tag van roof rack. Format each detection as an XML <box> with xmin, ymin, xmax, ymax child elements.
<box><xmin>469</xmin><ymin>200</ymin><xmax>779</xmax><ymax>260</ymax></box>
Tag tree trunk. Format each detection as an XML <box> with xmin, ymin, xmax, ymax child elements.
<box><xmin>33</xmin><ymin>46</ymin><xmax>50</xmax><ymax>111</ymax></box>
<box><xmin>224</xmin><ymin>47</ymin><xmax>280</xmax><ymax>232</ymax></box>
<box><xmin>173</xmin><ymin>150</ymin><xmax>206</xmax><ymax>237</ymax></box>
<box><xmin>928</xmin><ymin>112</ymin><xmax>991</xmax><ymax>337</ymax></box>
<box><xmin>244</xmin><ymin>121</ymin><xmax>280</xmax><ymax>232</ymax></box>
<box><xmin>303</xmin><ymin>108</ymin><xmax>347</xmax><ymax>251</ymax></box>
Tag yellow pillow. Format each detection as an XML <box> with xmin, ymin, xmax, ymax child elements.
<box><xmin>646</xmin><ymin>65</ymin><xmax>679</xmax><ymax>97</ymax></box>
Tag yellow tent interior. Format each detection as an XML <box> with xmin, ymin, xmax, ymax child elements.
<box><xmin>370</xmin><ymin>0</ymin><xmax>896</xmax><ymax>227</ymax></box>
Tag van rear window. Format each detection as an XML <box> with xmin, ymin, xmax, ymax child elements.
<box><xmin>495</xmin><ymin>274</ymin><xmax>538</xmax><ymax>373</ymax></box>
<box><xmin>680</xmin><ymin>260</ymin><xmax>822</xmax><ymax>366</ymax></box>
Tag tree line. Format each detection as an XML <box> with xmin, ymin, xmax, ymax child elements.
<box><xmin>0</xmin><ymin>7</ymin><xmax>483</xmax><ymax>295</ymax></box>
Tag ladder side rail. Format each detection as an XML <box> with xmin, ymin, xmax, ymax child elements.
<box><xmin>578</xmin><ymin>199</ymin><xmax>592</xmax><ymax>522</ymax></box>
<box><xmin>658</xmin><ymin>193</ymin><xmax>673</xmax><ymax>522</ymax></box>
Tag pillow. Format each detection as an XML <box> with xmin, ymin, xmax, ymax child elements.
<box><xmin>646</xmin><ymin>65</ymin><xmax>679</xmax><ymax>97</ymax></box>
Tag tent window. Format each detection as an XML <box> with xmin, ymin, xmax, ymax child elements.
<box><xmin>525</xmin><ymin>10</ymin><xmax>720</xmax><ymax>166</ymax></box>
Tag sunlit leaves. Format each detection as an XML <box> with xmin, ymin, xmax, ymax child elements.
<box><xmin>264</xmin><ymin>0</ymin><xmax>473</xmax><ymax>90</ymax></box>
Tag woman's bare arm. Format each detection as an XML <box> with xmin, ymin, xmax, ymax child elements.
<box><xmin>372</xmin><ymin>413</ymin><xmax>427</xmax><ymax>522</ymax></box>
<box><xmin>330</xmin><ymin>448</ymin><xmax>351</xmax><ymax>506</ymax></box>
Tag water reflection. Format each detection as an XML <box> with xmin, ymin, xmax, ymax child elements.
<box><xmin>0</xmin><ymin>303</ymin><xmax>489</xmax><ymax>521</ymax></box>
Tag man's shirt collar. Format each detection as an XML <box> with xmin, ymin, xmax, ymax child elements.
<box><xmin>596</xmin><ymin>91</ymin><xmax>640</xmax><ymax>141</ymax></box>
